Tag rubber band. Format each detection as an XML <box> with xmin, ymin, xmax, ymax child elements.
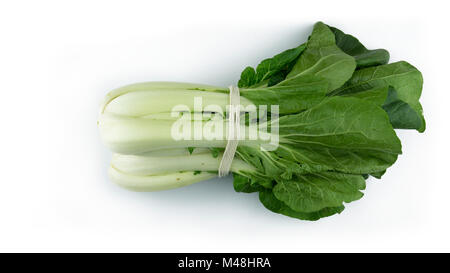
<box><xmin>218</xmin><ymin>85</ymin><xmax>240</xmax><ymax>177</ymax></box>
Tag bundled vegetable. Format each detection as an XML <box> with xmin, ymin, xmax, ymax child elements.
<box><xmin>98</xmin><ymin>22</ymin><xmax>425</xmax><ymax>221</ymax></box>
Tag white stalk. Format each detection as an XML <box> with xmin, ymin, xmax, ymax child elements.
<box><xmin>98</xmin><ymin>112</ymin><xmax>269</xmax><ymax>154</ymax></box>
<box><xmin>111</xmin><ymin>151</ymin><xmax>255</xmax><ymax>176</ymax></box>
<box><xmin>109</xmin><ymin>167</ymin><xmax>217</xmax><ymax>192</ymax></box>
<box><xmin>100</xmin><ymin>81</ymin><xmax>227</xmax><ymax>114</ymax></box>
<box><xmin>100</xmin><ymin>81</ymin><xmax>254</xmax><ymax>117</ymax></box>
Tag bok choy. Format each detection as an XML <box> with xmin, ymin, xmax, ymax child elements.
<box><xmin>98</xmin><ymin>22</ymin><xmax>425</xmax><ymax>221</ymax></box>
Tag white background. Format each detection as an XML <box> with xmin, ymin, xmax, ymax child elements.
<box><xmin>0</xmin><ymin>0</ymin><xmax>449</xmax><ymax>252</ymax></box>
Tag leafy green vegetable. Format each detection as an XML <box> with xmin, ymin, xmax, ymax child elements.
<box><xmin>330</xmin><ymin>61</ymin><xmax>425</xmax><ymax>132</ymax></box>
<box><xmin>282</xmin><ymin>22</ymin><xmax>356</xmax><ymax>91</ymax></box>
<box><xmin>259</xmin><ymin>190</ymin><xmax>345</xmax><ymax>221</ymax></box>
<box><xmin>232</xmin><ymin>97</ymin><xmax>402</xmax><ymax>182</ymax></box>
<box><xmin>99</xmin><ymin>21</ymin><xmax>425</xmax><ymax>221</ymax></box>
<box><xmin>370</xmin><ymin>170</ymin><xmax>386</xmax><ymax>179</ymax></box>
<box><xmin>382</xmin><ymin>87</ymin><xmax>424</xmax><ymax>130</ymax></box>
<box><xmin>238</xmin><ymin>44</ymin><xmax>306</xmax><ymax>88</ymax></box>
<box><xmin>273</xmin><ymin>173</ymin><xmax>365</xmax><ymax>213</ymax></box>
<box><xmin>240</xmin><ymin>81</ymin><xmax>328</xmax><ymax>114</ymax></box>
<box><xmin>233</xmin><ymin>173</ymin><xmax>267</xmax><ymax>193</ymax></box>
<box><xmin>340</xmin><ymin>85</ymin><xmax>389</xmax><ymax>106</ymax></box>
<box><xmin>329</xmin><ymin>25</ymin><xmax>390</xmax><ymax>69</ymax></box>
<box><xmin>102</xmin><ymin>96</ymin><xmax>401</xmax><ymax>177</ymax></box>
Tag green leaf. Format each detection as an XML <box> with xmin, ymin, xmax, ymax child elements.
<box><xmin>273</xmin><ymin>172</ymin><xmax>365</xmax><ymax>213</ymax></box>
<box><xmin>370</xmin><ymin>170</ymin><xmax>386</xmax><ymax>179</ymax></box>
<box><xmin>382</xmin><ymin>87</ymin><xmax>424</xmax><ymax>131</ymax></box>
<box><xmin>267</xmin><ymin>70</ymin><xmax>288</xmax><ymax>86</ymax></box>
<box><xmin>235</xmin><ymin>96</ymin><xmax>402</xmax><ymax>183</ymax></box>
<box><xmin>259</xmin><ymin>190</ymin><xmax>345</xmax><ymax>221</ymax></box>
<box><xmin>329</xmin><ymin>25</ymin><xmax>390</xmax><ymax>69</ymax></box>
<box><xmin>238</xmin><ymin>67</ymin><xmax>257</xmax><ymax>88</ymax></box>
<box><xmin>238</xmin><ymin>44</ymin><xmax>306</xmax><ymax>88</ymax></box>
<box><xmin>240</xmin><ymin>80</ymin><xmax>328</xmax><ymax>114</ymax></box>
<box><xmin>340</xmin><ymin>85</ymin><xmax>389</xmax><ymax>106</ymax></box>
<box><xmin>275</xmin><ymin>96</ymin><xmax>402</xmax><ymax>174</ymax></box>
<box><xmin>233</xmin><ymin>173</ymin><xmax>267</xmax><ymax>193</ymax></box>
<box><xmin>333</xmin><ymin>85</ymin><xmax>423</xmax><ymax>131</ymax></box>
<box><xmin>330</xmin><ymin>61</ymin><xmax>425</xmax><ymax>132</ymax></box>
<box><xmin>283</xmin><ymin>22</ymin><xmax>356</xmax><ymax>91</ymax></box>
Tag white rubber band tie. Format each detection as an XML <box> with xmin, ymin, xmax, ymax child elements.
<box><xmin>218</xmin><ymin>85</ymin><xmax>240</xmax><ymax>177</ymax></box>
